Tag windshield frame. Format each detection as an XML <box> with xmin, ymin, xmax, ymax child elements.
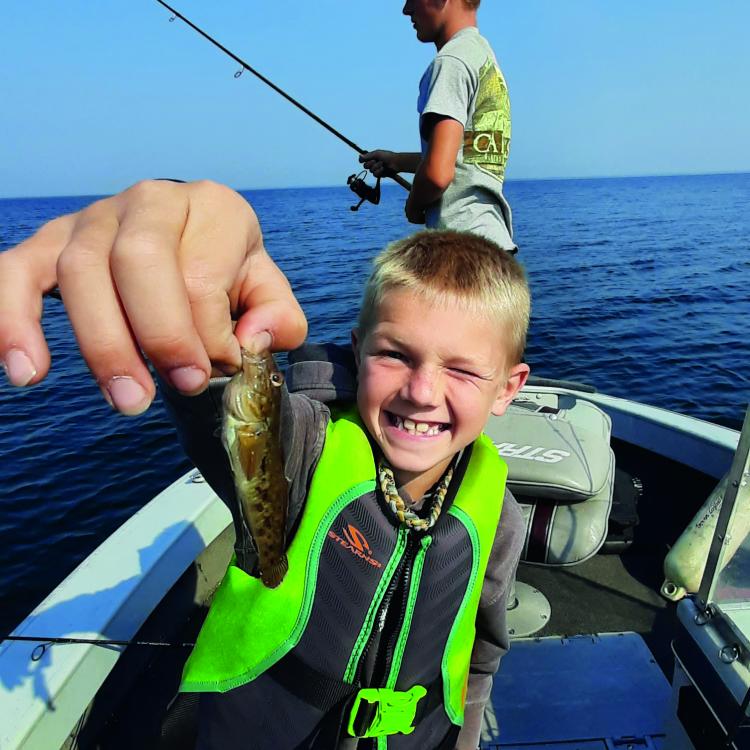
<box><xmin>697</xmin><ymin>406</ymin><xmax>750</xmax><ymax>650</ymax></box>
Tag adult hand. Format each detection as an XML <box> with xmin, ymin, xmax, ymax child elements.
<box><xmin>0</xmin><ymin>180</ymin><xmax>307</xmax><ymax>415</ymax></box>
<box><xmin>358</xmin><ymin>150</ymin><xmax>399</xmax><ymax>178</ymax></box>
<box><xmin>404</xmin><ymin>194</ymin><xmax>426</xmax><ymax>225</ymax></box>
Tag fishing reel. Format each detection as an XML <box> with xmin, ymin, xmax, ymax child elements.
<box><xmin>347</xmin><ymin>170</ymin><xmax>381</xmax><ymax>211</ymax></box>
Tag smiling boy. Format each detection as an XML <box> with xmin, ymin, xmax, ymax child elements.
<box><xmin>0</xmin><ymin>182</ymin><xmax>529</xmax><ymax>749</ymax></box>
<box><xmin>170</xmin><ymin>229</ymin><xmax>529</xmax><ymax>750</ymax></box>
<box><xmin>353</xmin><ymin>232</ymin><xmax>528</xmax><ymax>501</ymax></box>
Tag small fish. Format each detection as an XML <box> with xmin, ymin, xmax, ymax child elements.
<box><xmin>222</xmin><ymin>348</ymin><xmax>289</xmax><ymax>588</ymax></box>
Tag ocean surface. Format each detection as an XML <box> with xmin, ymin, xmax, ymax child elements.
<box><xmin>1</xmin><ymin>173</ymin><xmax>749</xmax><ymax>634</ymax></box>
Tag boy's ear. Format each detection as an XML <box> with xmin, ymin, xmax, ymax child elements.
<box><xmin>491</xmin><ymin>363</ymin><xmax>530</xmax><ymax>417</ymax></box>
<box><xmin>351</xmin><ymin>328</ymin><xmax>361</xmax><ymax>369</ymax></box>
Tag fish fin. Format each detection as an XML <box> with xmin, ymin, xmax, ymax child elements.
<box><xmin>261</xmin><ymin>555</ymin><xmax>289</xmax><ymax>589</ymax></box>
<box><xmin>237</xmin><ymin>432</ymin><xmax>260</xmax><ymax>478</ymax></box>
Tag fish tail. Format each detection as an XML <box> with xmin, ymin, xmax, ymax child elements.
<box><xmin>261</xmin><ymin>554</ymin><xmax>289</xmax><ymax>588</ymax></box>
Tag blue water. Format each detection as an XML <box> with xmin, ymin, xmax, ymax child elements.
<box><xmin>1</xmin><ymin>173</ymin><xmax>749</xmax><ymax>634</ymax></box>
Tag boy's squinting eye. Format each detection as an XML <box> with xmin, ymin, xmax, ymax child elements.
<box><xmin>450</xmin><ymin>367</ymin><xmax>481</xmax><ymax>379</ymax></box>
<box><xmin>448</xmin><ymin>365</ymin><xmax>492</xmax><ymax>381</ymax></box>
<box><xmin>379</xmin><ymin>349</ymin><xmax>407</xmax><ymax>361</ymax></box>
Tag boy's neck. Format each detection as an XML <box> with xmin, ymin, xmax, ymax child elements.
<box><xmin>390</xmin><ymin>454</ymin><xmax>456</xmax><ymax>501</ymax></box>
<box><xmin>435</xmin><ymin>12</ymin><xmax>478</xmax><ymax>50</ymax></box>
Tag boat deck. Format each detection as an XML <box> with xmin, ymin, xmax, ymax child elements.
<box><xmin>519</xmin><ymin>550</ymin><xmax>675</xmax><ymax>675</ymax></box>
<box><xmin>63</xmin><ymin>437</ymin><xmax>722</xmax><ymax>748</ymax></box>
<box><xmin>516</xmin><ymin>436</ymin><xmax>719</xmax><ymax>679</ymax></box>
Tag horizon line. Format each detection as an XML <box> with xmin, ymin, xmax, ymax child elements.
<box><xmin>2</xmin><ymin>169</ymin><xmax>748</xmax><ymax>202</ymax></box>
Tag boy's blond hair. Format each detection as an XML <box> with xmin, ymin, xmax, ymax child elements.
<box><xmin>358</xmin><ymin>230</ymin><xmax>530</xmax><ymax>365</ymax></box>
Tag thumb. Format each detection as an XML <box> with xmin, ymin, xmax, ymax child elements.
<box><xmin>234</xmin><ymin>298</ymin><xmax>307</xmax><ymax>354</ymax></box>
<box><xmin>233</xmin><ymin>249</ymin><xmax>307</xmax><ymax>353</ymax></box>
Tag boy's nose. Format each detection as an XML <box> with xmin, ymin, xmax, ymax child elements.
<box><xmin>402</xmin><ymin>1</ymin><xmax>412</xmax><ymax>16</ymax></box>
<box><xmin>402</xmin><ymin>365</ymin><xmax>442</xmax><ymax>407</ymax></box>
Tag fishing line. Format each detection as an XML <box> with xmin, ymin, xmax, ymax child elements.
<box><xmin>723</xmin><ymin>679</ymin><xmax>750</xmax><ymax>748</ymax></box>
<box><xmin>2</xmin><ymin>634</ymin><xmax>194</xmax><ymax>661</ymax></box>
<box><xmin>155</xmin><ymin>0</ymin><xmax>412</xmax><ymax>195</ymax></box>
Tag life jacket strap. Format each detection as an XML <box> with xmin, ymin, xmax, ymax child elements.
<box><xmin>267</xmin><ymin>649</ymin><xmax>358</xmax><ymax>712</ymax></box>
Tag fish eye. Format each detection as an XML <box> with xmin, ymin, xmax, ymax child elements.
<box><xmin>270</xmin><ymin>372</ymin><xmax>284</xmax><ymax>387</ymax></box>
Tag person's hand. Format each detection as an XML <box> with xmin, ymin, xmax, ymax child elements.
<box><xmin>0</xmin><ymin>179</ymin><xmax>307</xmax><ymax>415</ymax></box>
<box><xmin>404</xmin><ymin>194</ymin><xmax>426</xmax><ymax>225</ymax></box>
<box><xmin>359</xmin><ymin>150</ymin><xmax>399</xmax><ymax>178</ymax></box>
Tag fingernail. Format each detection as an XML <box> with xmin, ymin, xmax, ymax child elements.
<box><xmin>168</xmin><ymin>366</ymin><xmax>208</xmax><ymax>394</ymax></box>
<box><xmin>244</xmin><ymin>330</ymin><xmax>273</xmax><ymax>354</ymax></box>
<box><xmin>215</xmin><ymin>363</ymin><xmax>240</xmax><ymax>378</ymax></box>
<box><xmin>105</xmin><ymin>376</ymin><xmax>151</xmax><ymax>415</ymax></box>
<box><xmin>2</xmin><ymin>349</ymin><xmax>37</xmax><ymax>387</ymax></box>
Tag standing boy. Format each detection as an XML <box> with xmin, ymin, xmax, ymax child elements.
<box><xmin>0</xmin><ymin>180</ymin><xmax>528</xmax><ymax>748</ymax></box>
<box><xmin>362</xmin><ymin>0</ymin><xmax>515</xmax><ymax>252</ymax></box>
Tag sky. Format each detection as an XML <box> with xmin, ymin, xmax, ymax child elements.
<box><xmin>1</xmin><ymin>1</ymin><xmax>749</xmax><ymax>198</ymax></box>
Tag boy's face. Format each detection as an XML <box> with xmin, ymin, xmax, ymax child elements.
<box><xmin>353</xmin><ymin>289</ymin><xmax>529</xmax><ymax>497</ymax></box>
<box><xmin>402</xmin><ymin>0</ymin><xmax>447</xmax><ymax>44</ymax></box>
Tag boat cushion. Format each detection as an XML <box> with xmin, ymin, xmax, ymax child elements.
<box><xmin>486</xmin><ymin>395</ymin><xmax>616</xmax><ymax>566</ymax></box>
<box><xmin>516</xmin><ymin>448</ymin><xmax>615</xmax><ymax>565</ymax></box>
<box><xmin>495</xmin><ymin>398</ymin><xmax>613</xmax><ymax>502</ymax></box>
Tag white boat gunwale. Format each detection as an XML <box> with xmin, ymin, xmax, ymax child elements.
<box><xmin>0</xmin><ymin>470</ymin><xmax>231</xmax><ymax>750</ymax></box>
<box><xmin>0</xmin><ymin>389</ymin><xmax>742</xmax><ymax>749</ymax></box>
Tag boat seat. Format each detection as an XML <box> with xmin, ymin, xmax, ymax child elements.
<box><xmin>491</xmin><ymin>395</ymin><xmax>616</xmax><ymax>566</ymax></box>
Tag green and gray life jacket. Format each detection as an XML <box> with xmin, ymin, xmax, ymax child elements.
<box><xmin>181</xmin><ymin>409</ymin><xmax>507</xmax><ymax>748</ymax></box>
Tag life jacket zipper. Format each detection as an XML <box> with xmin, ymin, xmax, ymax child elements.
<box><xmin>360</xmin><ymin>532</ymin><xmax>420</xmax><ymax>687</ymax></box>
<box><xmin>375</xmin><ymin>544</ymin><xmax>415</xmax><ymax>687</ymax></box>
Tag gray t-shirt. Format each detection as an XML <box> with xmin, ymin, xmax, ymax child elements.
<box><xmin>418</xmin><ymin>26</ymin><xmax>515</xmax><ymax>251</ymax></box>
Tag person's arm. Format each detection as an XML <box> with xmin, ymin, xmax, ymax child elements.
<box><xmin>0</xmin><ymin>179</ymin><xmax>307</xmax><ymax>410</ymax></box>
<box><xmin>405</xmin><ymin>115</ymin><xmax>464</xmax><ymax>224</ymax></box>
<box><xmin>358</xmin><ymin>150</ymin><xmax>422</xmax><ymax>176</ymax></box>
<box><xmin>404</xmin><ymin>50</ymin><xmax>475</xmax><ymax>225</ymax></box>
<box><xmin>455</xmin><ymin>490</ymin><xmax>525</xmax><ymax>750</ymax></box>
<box><xmin>358</xmin><ymin>117</ymin><xmax>463</xmax><ymax>225</ymax></box>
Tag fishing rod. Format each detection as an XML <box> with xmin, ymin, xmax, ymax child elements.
<box><xmin>155</xmin><ymin>0</ymin><xmax>412</xmax><ymax>210</ymax></box>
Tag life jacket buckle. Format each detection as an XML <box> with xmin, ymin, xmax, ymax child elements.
<box><xmin>347</xmin><ymin>684</ymin><xmax>427</xmax><ymax>738</ymax></box>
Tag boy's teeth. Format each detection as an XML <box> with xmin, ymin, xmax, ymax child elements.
<box><xmin>394</xmin><ymin>415</ymin><xmax>443</xmax><ymax>436</ymax></box>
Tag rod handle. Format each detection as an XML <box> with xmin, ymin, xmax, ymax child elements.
<box><xmin>390</xmin><ymin>173</ymin><xmax>412</xmax><ymax>192</ymax></box>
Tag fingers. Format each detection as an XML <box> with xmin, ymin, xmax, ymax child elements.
<box><xmin>233</xmin><ymin>245</ymin><xmax>307</xmax><ymax>354</ymax></box>
<box><xmin>404</xmin><ymin>197</ymin><xmax>426</xmax><ymax>225</ymax></box>
<box><xmin>0</xmin><ymin>213</ymin><xmax>77</xmax><ymax>385</ymax></box>
<box><xmin>174</xmin><ymin>182</ymin><xmax>259</xmax><ymax>372</ymax></box>
<box><xmin>1</xmin><ymin>179</ymin><xmax>307</xmax><ymax>417</ymax></box>
<box><xmin>61</xmin><ymin>180</ymin><xmax>304</xmax><ymax>411</ymax></box>
<box><xmin>110</xmin><ymin>183</ymin><xmax>214</xmax><ymax>400</ymax></box>
<box><xmin>364</xmin><ymin>162</ymin><xmax>395</xmax><ymax>179</ymax></box>
<box><xmin>360</xmin><ymin>157</ymin><xmax>384</xmax><ymax>176</ymax></box>
<box><xmin>359</xmin><ymin>150</ymin><xmax>392</xmax><ymax>177</ymax></box>
<box><xmin>58</xmin><ymin>184</ymin><xmax>211</xmax><ymax>414</ymax></box>
<box><xmin>175</xmin><ymin>181</ymin><xmax>307</xmax><ymax>358</ymax></box>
